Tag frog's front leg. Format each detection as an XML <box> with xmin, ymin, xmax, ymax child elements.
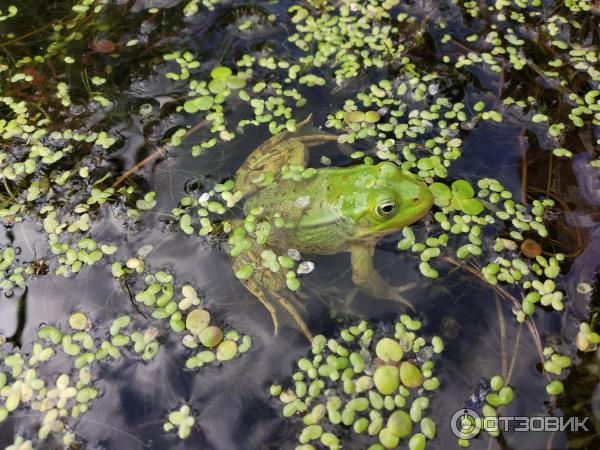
<box><xmin>349</xmin><ymin>242</ymin><xmax>416</xmax><ymax>310</ymax></box>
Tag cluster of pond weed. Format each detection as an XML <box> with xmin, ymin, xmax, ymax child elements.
<box><xmin>441</xmin><ymin>0</ymin><xmax>599</xmax><ymax>153</ymax></box>
<box><xmin>0</xmin><ymin>0</ymin><xmax>150</xmax><ymax>292</ymax></box>
<box><xmin>161</xmin><ymin>0</ymin><xmax>598</xmax><ymax>446</ymax></box>
<box><xmin>0</xmin><ymin>0</ymin><xmax>258</xmax><ymax>445</ymax></box>
<box><xmin>270</xmin><ymin>316</ymin><xmax>521</xmax><ymax>449</ymax></box>
<box><xmin>287</xmin><ymin>0</ymin><xmax>424</xmax><ymax>82</ymax></box>
<box><xmin>0</xmin><ymin>245</ymin><xmax>251</xmax><ymax>444</ymax></box>
<box><xmin>0</xmin><ymin>0</ymin><xmax>598</xmax><ymax>447</ymax></box>
<box><xmin>111</xmin><ymin>249</ymin><xmax>251</xmax><ymax>368</ymax></box>
<box><xmin>270</xmin><ymin>316</ymin><xmax>443</xmax><ymax>450</ymax></box>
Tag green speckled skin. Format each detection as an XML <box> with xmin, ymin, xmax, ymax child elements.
<box><xmin>231</xmin><ymin>122</ymin><xmax>433</xmax><ymax>340</ymax></box>
<box><xmin>244</xmin><ymin>162</ymin><xmax>432</xmax><ymax>254</ymax></box>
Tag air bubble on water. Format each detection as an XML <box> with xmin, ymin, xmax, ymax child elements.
<box><xmin>287</xmin><ymin>249</ymin><xmax>301</xmax><ymax>261</ymax></box>
<box><xmin>297</xmin><ymin>261</ymin><xmax>315</xmax><ymax>275</ymax></box>
<box><xmin>184</xmin><ymin>178</ymin><xmax>204</xmax><ymax>194</ymax></box>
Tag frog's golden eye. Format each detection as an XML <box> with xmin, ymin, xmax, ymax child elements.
<box><xmin>375</xmin><ymin>200</ymin><xmax>398</xmax><ymax>219</ymax></box>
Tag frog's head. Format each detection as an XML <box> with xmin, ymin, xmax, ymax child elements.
<box><xmin>351</xmin><ymin>162</ymin><xmax>433</xmax><ymax>238</ymax></box>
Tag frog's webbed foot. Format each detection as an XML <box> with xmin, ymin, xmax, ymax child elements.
<box><xmin>353</xmin><ymin>275</ymin><xmax>416</xmax><ymax>311</ymax></box>
<box><xmin>384</xmin><ymin>284</ymin><xmax>417</xmax><ymax>311</ymax></box>
<box><xmin>306</xmin><ymin>284</ymin><xmax>357</xmax><ymax>312</ymax></box>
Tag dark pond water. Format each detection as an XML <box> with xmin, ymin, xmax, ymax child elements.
<box><xmin>0</xmin><ymin>0</ymin><xmax>599</xmax><ymax>449</ymax></box>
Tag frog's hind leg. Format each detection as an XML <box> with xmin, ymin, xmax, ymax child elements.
<box><xmin>235</xmin><ymin>130</ymin><xmax>315</xmax><ymax>195</ymax></box>
<box><xmin>239</xmin><ymin>271</ymin><xmax>312</xmax><ymax>340</ymax></box>
<box><xmin>296</xmin><ymin>134</ymin><xmax>340</xmax><ymax>145</ymax></box>
<box><xmin>244</xmin><ymin>116</ymin><xmax>339</xmax><ymax>170</ymax></box>
<box><xmin>242</xmin><ymin>282</ymin><xmax>281</xmax><ymax>336</ymax></box>
<box><xmin>244</xmin><ymin>114</ymin><xmax>316</xmax><ymax>162</ymax></box>
<box><xmin>271</xmin><ymin>291</ymin><xmax>314</xmax><ymax>341</ymax></box>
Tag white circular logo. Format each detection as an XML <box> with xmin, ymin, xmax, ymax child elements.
<box><xmin>450</xmin><ymin>408</ymin><xmax>481</xmax><ymax>439</ymax></box>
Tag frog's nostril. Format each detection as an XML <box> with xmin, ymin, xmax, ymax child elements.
<box><xmin>411</xmin><ymin>197</ymin><xmax>420</xmax><ymax>204</ymax></box>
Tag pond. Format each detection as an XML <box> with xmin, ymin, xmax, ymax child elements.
<box><xmin>0</xmin><ymin>0</ymin><xmax>599</xmax><ymax>449</ymax></box>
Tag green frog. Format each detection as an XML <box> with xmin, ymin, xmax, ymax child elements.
<box><xmin>229</xmin><ymin>118</ymin><xmax>433</xmax><ymax>341</ymax></box>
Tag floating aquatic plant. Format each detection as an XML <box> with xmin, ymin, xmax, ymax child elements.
<box><xmin>111</xmin><ymin>251</ymin><xmax>251</xmax><ymax>369</ymax></box>
<box><xmin>376</xmin><ymin>166</ymin><xmax>571</xmax><ymax>323</ymax></box>
<box><xmin>0</xmin><ymin>0</ymin><xmax>597</xmax><ymax>447</ymax></box>
<box><xmin>432</xmin><ymin>0</ymin><xmax>600</xmax><ymax>164</ymax></box>
<box><xmin>542</xmin><ymin>345</ymin><xmax>572</xmax><ymax>398</ymax></box>
<box><xmin>576</xmin><ymin>320</ymin><xmax>600</xmax><ymax>353</ymax></box>
<box><xmin>272</xmin><ymin>316</ymin><xmax>443</xmax><ymax>449</ymax></box>
<box><xmin>164</xmin><ymin>404</ymin><xmax>196</xmax><ymax>439</ymax></box>
<box><xmin>0</xmin><ymin>251</ymin><xmax>249</xmax><ymax>444</ymax></box>
<box><xmin>288</xmin><ymin>0</ymin><xmax>424</xmax><ymax>83</ymax></box>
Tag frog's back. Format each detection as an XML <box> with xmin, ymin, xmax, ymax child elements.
<box><xmin>243</xmin><ymin>172</ymin><xmax>357</xmax><ymax>254</ymax></box>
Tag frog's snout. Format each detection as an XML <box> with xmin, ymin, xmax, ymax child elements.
<box><xmin>411</xmin><ymin>185</ymin><xmax>434</xmax><ymax>213</ymax></box>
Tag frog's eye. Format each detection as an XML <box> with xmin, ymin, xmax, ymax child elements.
<box><xmin>375</xmin><ymin>200</ymin><xmax>398</xmax><ymax>219</ymax></box>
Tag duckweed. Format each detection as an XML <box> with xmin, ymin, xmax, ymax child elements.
<box><xmin>374</xmin><ymin>366</ymin><xmax>401</xmax><ymax>395</ymax></box>
<box><xmin>68</xmin><ymin>312</ymin><xmax>89</xmax><ymax>331</ymax></box>
<box><xmin>0</xmin><ymin>0</ymin><xmax>596</xmax><ymax>446</ymax></box>
<box><xmin>546</xmin><ymin>380</ymin><xmax>565</xmax><ymax>396</ymax></box>
<box><xmin>272</xmin><ymin>317</ymin><xmax>443</xmax><ymax>448</ymax></box>
<box><xmin>399</xmin><ymin>362</ymin><xmax>423</xmax><ymax>388</ymax></box>
<box><xmin>164</xmin><ymin>404</ymin><xmax>196</xmax><ymax>439</ymax></box>
<box><xmin>402</xmin><ymin>175</ymin><xmax>567</xmax><ymax>321</ymax></box>
<box><xmin>576</xmin><ymin>322</ymin><xmax>600</xmax><ymax>352</ymax></box>
<box><xmin>1</xmin><ymin>247</ymin><xmax>249</xmax><ymax>444</ymax></box>
<box><xmin>375</xmin><ymin>338</ymin><xmax>404</xmax><ymax>362</ymax></box>
<box><xmin>186</xmin><ymin>308</ymin><xmax>211</xmax><ymax>334</ymax></box>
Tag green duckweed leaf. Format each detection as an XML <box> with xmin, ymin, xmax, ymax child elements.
<box><xmin>451</xmin><ymin>180</ymin><xmax>475</xmax><ymax>199</ymax></box>
<box><xmin>210</xmin><ymin>66</ymin><xmax>232</xmax><ymax>79</ymax></box>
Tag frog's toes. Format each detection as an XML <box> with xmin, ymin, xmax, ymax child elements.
<box><xmin>253</xmin><ymin>292</ymin><xmax>280</xmax><ymax>336</ymax></box>
<box><xmin>392</xmin><ymin>281</ymin><xmax>418</xmax><ymax>294</ymax></box>
<box><xmin>273</xmin><ymin>292</ymin><xmax>313</xmax><ymax>341</ymax></box>
<box><xmin>387</xmin><ymin>287</ymin><xmax>416</xmax><ymax>311</ymax></box>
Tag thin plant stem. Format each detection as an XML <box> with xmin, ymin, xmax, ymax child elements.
<box><xmin>112</xmin><ymin>119</ymin><xmax>209</xmax><ymax>188</ymax></box>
